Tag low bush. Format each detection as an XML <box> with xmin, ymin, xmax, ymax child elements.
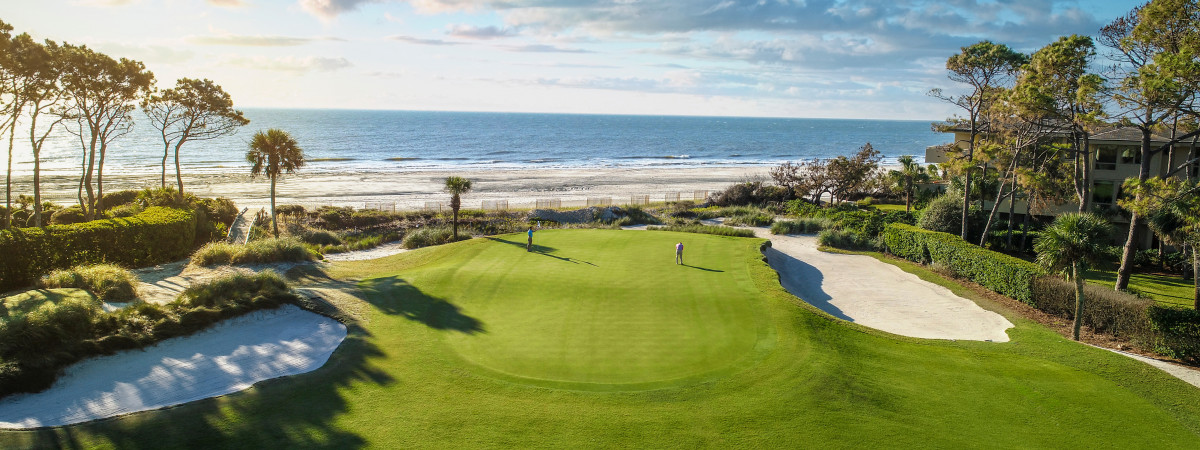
<box><xmin>772</xmin><ymin>218</ymin><xmax>834</xmax><ymax>235</ymax></box>
<box><xmin>403</xmin><ymin>226</ymin><xmax>465</xmax><ymax>249</ymax></box>
<box><xmin>726</xmin><ymin>212</ymin><xmax>774</xmax><ymax>227</ymax></box>
<box><xmin>620</xmin><ymin>205</ymin><xmax>661</xmax><ymax>225</ymax></box>
<box><xmin>275</xmin><ymin>204</ymin><xmax>306</xmax><ymax>216</ymax></box>
<box><xmin>646</xmin><ymin>224</ymin><xmax>756</xmax><ymax>238</ymax></box>
<box><xmin>0</xmin><ymin>207</ymin><xmax>196</xmax><ymax>291</ymax></box>
<box><xmin>190</xmin><ymin>237</ymin><xmax>316</xmax><ymax>267</ymax></box>
<box><xmin>817</xmin><ymin>229</ymin><xmax>875</xmax><ymax>251</ymax></box>
<box><xmin>882</xmin><ymin>223</ymin><xmax>1042</xmax><ymax>304</ymax></box>
<box><xmin>49</xmin><ymin>206</ymin><xmax>87</xmax><ymax>225</ymax></box>
<box><xmin>300</xmin><ymin>229</ymin><xmax>343</xmax><ymax>246</ymax></box>
<box><xmin>97</xmin><ymin>190</ymin><xmax>140</xmax><ymax>211</ymax></box>
<box><xmin>106</xmin><ymin>203</ymin><xmax>144</xmax><ymax>218</ymax></box>
<box><xmin>1031</xmin><ymin>276</ymin><xmax>1153</xmax><ymax>341</ymax></box>
<box><xmin>1148</xmin><ymin>306</ymin><xmax>1200</xmax><ymax>362</ymax></box>
<box><xmin>38</xmin><ymin>264</ymin><xmax>139</xmax><ymax>302</ymax></box>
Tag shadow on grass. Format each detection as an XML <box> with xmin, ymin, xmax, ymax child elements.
<box><xmin>361</xmin><ymin>277</ymin><xmax>485</xmax><ymax>334</ymax></box>
<box><xmin>680</xmin><ymin>264</ymin><xmax>723</xmax><ymax>273</ymax></box>
<box><xmin>484</xmin><ymin>237</ymin><xmax>596</xmax><ymax>266</ymax></box>
<box><xmin>7</xmin><ymin>294</ymin><xmax>394</xmax><ymax>449</ymax></box>
<box><xmin>763</xmin><ymin>247</ymin><xmax>852</xmax><ymax>322</ymax></box>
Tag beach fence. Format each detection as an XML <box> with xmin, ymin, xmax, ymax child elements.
<box><xmin>586</xmin><ymin>197</ymin><xmax>612</xmax><ymax>207</ymax></box>
<box><xmin>364</xmin><ymin>202</ymin><xmax>397</xmax><ymax>213</ymax></box>
<box><xmin>481</xmin><ymin>199</ymin><xmax>509</xmax><ymax>211</ymax></box>
<box><xmin>536</xmin><ymin>199</ymin><xmax>562</xmax><ymax>209</ymax></box>
<box><xmin>629</xmin><ymin>195</ymin><xmax>649</xmax><ymax>206</ymax></box>
<box><xmin>423</xmin><ymin>201</ymin><xmax>447</xmax><ymax>211</ymax></box>
<box><xmin>664</xmin><ymin>192</ymin><xmax>680</xmax><ymax>202</ymax></box>
<box><xmin>693</xmin><ymin>190</ymin><xmax>709</xmax><ymax>201</ymax></box>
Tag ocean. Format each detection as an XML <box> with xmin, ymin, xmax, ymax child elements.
<box><xmin>10</xmin><ymin>109</ymin><xmax>946</xmax><ymax>177</ymax></box>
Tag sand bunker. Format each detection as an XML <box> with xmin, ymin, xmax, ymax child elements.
<box><xmin>322</xmin><ymin>242</ymin><xmax>408</xmax><ymax>262</ymax></box>
<box><xmin>764</xmin><ymin>233</ymin><xmax>1013</xmax><ymax>342</ymax></box>
<box><xmin>0</xmin><ymin>304</ymin><xmax>346</xmax><ymax>429</ymax></box>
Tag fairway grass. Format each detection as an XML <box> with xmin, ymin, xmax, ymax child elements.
<box><xmin>1087</xmin><ymin>269</ymin><xmax>1196</xmax><ymax>309</ymax></box>
<box><xmin>4</xmin><ymin>229</ymin><xmax>1200</xmax><ymax>448</ymax></box>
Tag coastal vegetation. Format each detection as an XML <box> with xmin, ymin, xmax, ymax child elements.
<box><xmin>189</xmin><ymin>238</ymin><xmax>316</xmax><ymax>267</ymax></box>
<box><xmin>443</xmin><ymin>176</ymin><xmax>472</xmax><ymax>240</ymax></box>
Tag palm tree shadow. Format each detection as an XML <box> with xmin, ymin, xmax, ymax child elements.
<box><xmin>484</xmin><ymin>236</ymin><xmax>596</xmax><ymax>266</ymax></box>
<box><xmin>763</xmin><ymin>247</ymin><xmax>852</xmax><ymax>322</ymax></box>
<box><xmin>680</xmin><ymin>264</ymin><xmax>723</xmax><ymax>272</ymax></box>
<box><xmin>360</xmin><ymin>277</ymin><xmax>485</xmax><ymax>334</ymax></box>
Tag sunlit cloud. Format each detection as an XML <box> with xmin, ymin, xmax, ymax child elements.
<box><xmin>206</xmin><ymin>0</ymin><xmax>245</xmax><ymax>7</ymax></box>
<box><xmin>224</xmin><ymin>55</ymin><xmax>353</xmax><ymax>72</ymax></box>
<box><xmin>387</xmin><ymin>35</ymin><xmax>462</xmax><ymax>46</ymax></box>
<box><xmin>188</xmin><ymin>35</ymin><xmax>317</xmax><ymax>46</ymax></box>
<box><xmin>446</xmin><ymin>24</ymin><xmax>518</xmax><ymax>40</ymax></box>
<box><xmin>299</xmin><ymin>0</ymin><xmax>379</xmax><ymax>19</ymax></box>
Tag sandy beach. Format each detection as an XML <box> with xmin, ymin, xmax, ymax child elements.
<box><xmin>10</xmin><ymin>166</ymin><xmax>772</xmax><ymax>211</ymax></box>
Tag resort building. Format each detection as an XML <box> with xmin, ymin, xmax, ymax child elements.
<box><xmin>927</xmin><ymin>124</ymin><xmax>1200</xmax><ymax>249</ymax></box>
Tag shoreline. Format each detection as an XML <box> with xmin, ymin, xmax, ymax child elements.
<box><xmin>6</xmin><ymin>166</ymin><xmax>776</xmax><ymax>211</ymax></box>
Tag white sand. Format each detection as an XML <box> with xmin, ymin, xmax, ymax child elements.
<box><xmin>0</xmin><ymin>304</ymin><xmax>346</xmax><ymax>429</ymax></box>
<box><xmin>322</xmin><ymin>242</ymin><xmax>409</xmax><ymax>262</ymax></box>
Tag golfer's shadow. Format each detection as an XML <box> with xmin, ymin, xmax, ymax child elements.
<box><xmin>485</xmin><ymin>236</ymin><xmax>597</xmax><ymax>266</ymax></box>
<box><xmin>763</xmin><ymin>246</ymin><xmax>852</xmax><ymax>321</ymax></box>
<box><xmin>361</xmin><ymin>277</ymin><xmax>485</xmax><ymax>334</ymax></box>
<box><xmin>680</xmin><ymin>264</ymin><xmax>722</xmax><ymax>272</ymax></box>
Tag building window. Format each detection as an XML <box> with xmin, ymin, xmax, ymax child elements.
<box><xmin>1097</xmin><ymin>145</ymin><xmax>1118</xmax><ymax>170</ymax></box>
<box><xmin>1120</xmin><ymin>146</ymin><xmax>1142</xmax><ymax>165</ymax></box>
<box><xmin>1093</xmin><ymin>181</ymin><xmax>1115</xmax><ymax>210</ymax></box>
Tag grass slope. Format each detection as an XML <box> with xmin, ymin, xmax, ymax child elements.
<box><xmin>4</xmin><ymin>229</ymin><xmax>1200</xmax><ymax>448</ymax></box>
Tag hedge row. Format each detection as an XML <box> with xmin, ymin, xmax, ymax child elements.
<box><xmin>882</xmin><ymin>223</ymin><xmax>1042</xmax><ymax>304</ymax></box>
<box><xmin>0</xmin><ymin>207</ymin><xmax>196</xmax><ymax>290</ymax></box>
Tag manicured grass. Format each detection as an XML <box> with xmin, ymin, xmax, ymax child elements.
<box><xmin>872</xmin><ymin>203</ymin><xmax>912</xmax><ymax>212</ymax></box>
<box><xmin>4</xmin><ymin>229</ymin><xmax>1200</xmax><ymax>448</ymax></box>
<box><xmin>1087</xmin><ymin>269</ymin><xmax>1196</xmax><ymax>309</ymax></box>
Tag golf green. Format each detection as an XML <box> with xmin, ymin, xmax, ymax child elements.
<box><xmin>360</xmin><ymin>229</ymin><xmax>772</xmax><ymax>388</ymax></box>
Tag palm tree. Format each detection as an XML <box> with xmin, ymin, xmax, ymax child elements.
<box><xmin>1034</xmin><ymin>212</ymin><xmax>1114</xmax><ymax>341</ymax></box>
<box><xmin>444</xmin><ymin>176</ymin><xmax>472</xmax><ymax>240</ymax></box>
<box><xmin>888</xmin><ymin>155</ymin><xmax>929</xmax><ymax>212</ymax></box>
<box><xmin>246</xmin><ymin>129</ymin><xmax>305</xmax><ymax>237</ymax></box>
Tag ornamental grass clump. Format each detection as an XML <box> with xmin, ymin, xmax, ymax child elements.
<box><xmin>190</xmin><ymin>237</ymin><xmax>316</xmax><ymax>267</ymax></box>
<box><xmin>38</xmin><ymin>264</ymin><xmax>139</xmax><ymax>302</ymax></box>
<box><xmin>646</xmin><ymin>224</ymin><xmax>756</xmax><ymax>238</ymax></box>
<box><xmin>771</xmin><ymin>218</ymin><xmax>834</xmax><ymax>235</ymax></box>
<box><xmin>403</xmin><ymin>226</ymin><xmax>460</xmax><ymax>249</ymax></box>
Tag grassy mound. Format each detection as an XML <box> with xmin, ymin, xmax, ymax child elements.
<box><xmin>5</xmin><ymin>229</ymin><xmax>1200</xmax><ymax>447</ymax></box>
<box><xmin>37</xmin><ymin>264</ymin><xmax>139</xmax><ymax>302</ymax></box>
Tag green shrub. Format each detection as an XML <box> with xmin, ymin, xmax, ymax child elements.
<box><xmin>275</xmin><ymin>204</ymin><xmax>306</xmax><ymax>216</ymax></box>
<box><xmin>882</xmin><ymin>223</ymin><xmax>1042</xmax><ymax>304</ymax></box>
<box><xmin>175</xmin><ymin>271</ymin><xmax>296</xmax><ymax>311</ymax></box>
<box><xmin>0</xmin><ymin>207</ymin><xmax>196</xmax><ymax>291</ymax></box>
<box><xmin>726</xmin><ymin>212</ymin><xmax>774</xmax><ymax>227</ymax></box>
<box><xmin>917</xmin><ymin>193</ymin><xmax>963</xmax><ymax>234</ymax></box>
<box><xmin>1148</xmin><ymin>306</ymin><xmax>1200</xmax><ymax>363</ymax></box>
<box><xmin>772</xmin><ymin>218</ymin><xmax>833</xmax><ymax>235</ymax></box>
<box><xmin>1031</xmin><ymin>276</ymin><xmax>1153</xmax><ymax>341</ymax></box>
<box><xmin>106</xmin><ymin>203</ymin><xmax>144</xmax><ymax>218</ymax></box>
<box><xmin>403</xmin><ymin>226</ymin><xmax>458</xmax><ymax>249</ymax></box>
<box><xmin>817</xmin><ymin>229</ymin><xmax>874</xmax><ymax>250</ymax></box>
<box><xmin>190</xmin><ymin>237</ymin><xmax>316</xmax><ymax>267</ymax></box>
<box><xmin>301</xmin><ymin>229</ymin><xmax>343</xmax><ymax>246</ymax></box>
<box><xmin>38</xmin><ymin>264</ymin><xmax>139</xmax><ymax>302</ymax></box>
<box><xmin>620</xmin><ymin>205</ymin><xmax>661</xmax><ymax>225</ymax></box>
<box><xmin>97</xmin><ymin>190</ymin><xmax>139</xmax><ymax>211</ymax></box>
<box><xmin>646</xmin><ymin>224</ymin><xmax>757</xmax><ymax>238</ymax></box>
<box><xmin>50</xmin><ymin>206</ymin><xmax>87</xmax><ymax>225</ymax></box>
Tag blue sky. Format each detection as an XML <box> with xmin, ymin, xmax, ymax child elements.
<box><xmin>2</xmin><ymin>0</ymin><xmax>1145</xmax><ymax>119</ymax></box>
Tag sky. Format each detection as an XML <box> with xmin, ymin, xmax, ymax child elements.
<box><xmin>1</xmin><ymin>0</ymin><xmax>1147</xmax><ymax>120</ymax></box>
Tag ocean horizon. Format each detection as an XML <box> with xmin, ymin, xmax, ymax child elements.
<box><xmin>9</xmin><ymin>109</ymin><xmax>946</xmax><ymax>178</ymax></box>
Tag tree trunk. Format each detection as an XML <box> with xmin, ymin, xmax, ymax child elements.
<box><xmin>1115</xmin><ymin>127</ymin><xmax>1154</xmax><ymax>291</ymax></box>
<box><xmin>1020</xmin><ymin>204</ymin><xmax>1032</xmax><ymax>251</ymax></box>
<box><xmin>4</xmin><ymin>125</ymin><xmax>12</xmax><ymax>229</ymax></box>
<box><xmin>270</xmin><ymin>175</ymin><xmax>278</xmax><ymax>237</ymax></box>
<box><xmin>97</xmin><ymin>142</ymin><xmax>106</xmax><ymax>214</ymax></box>
<box><xmin>1192</xmin><ymin>245</ymin><xmax>1199</xmax><ymax>310</ymax></box>
<box><xmin>174</xmin><ymin>139</ymin><xmax>186</xmax><ymax>201</ymax></box>
<box><xmin>453</xmin><ymin>208</ymin><xmax>459</xmax><ymax>240</ymax></box>
<box><xmin>1073</xmin><ymin>261</ymin><xmax>1085</xmax><ymax>341</ymax></box>
<box><xmin>30</xmin><ymin>113</ymin><xmax>42</xmax><ymax>228</ymax></box>
<box><xmin>161</xmin><ymin>144</ymin><xmax>169</xmax><ymax>188</ymax></box>
<box><xmin>978</xmin><ymin>182</ymin><xmax>1010</xmax><ymax>247</ymax></box>
<box><xmin>1005</xmin><ymin>179</ymin><xmax>1017</xmax><ymax>251</ymax></box>
<box><xmin>83</xmin><ymin>137</ymin><xmax>97</xmax><ymax>220</ymax></box>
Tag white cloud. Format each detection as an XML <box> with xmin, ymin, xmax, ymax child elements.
<box><xmin>225</xmin><ymin>55</ymin><xmax>353</xmax><ymax>72</ymax></box>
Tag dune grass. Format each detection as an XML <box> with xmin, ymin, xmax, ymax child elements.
<box><xmin>190</xmin><ymin>238</ymin><xmax>317</xmax><ymax>267</ymax></box>
<box><xmin>37</xmin><ymin>264</ymin><xmax>139</xmax><ymax>302</ymax></box>
<box><xmin>4</xmin><ymin>229</ymin><xmax>1200</xmax><ymax>447</ymax></box>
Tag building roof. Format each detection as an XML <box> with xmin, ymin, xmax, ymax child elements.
<box><xmin>1089</xmin><ymin>127</ymin><xmax>1174</xmax><ymax>144</ymax></box>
